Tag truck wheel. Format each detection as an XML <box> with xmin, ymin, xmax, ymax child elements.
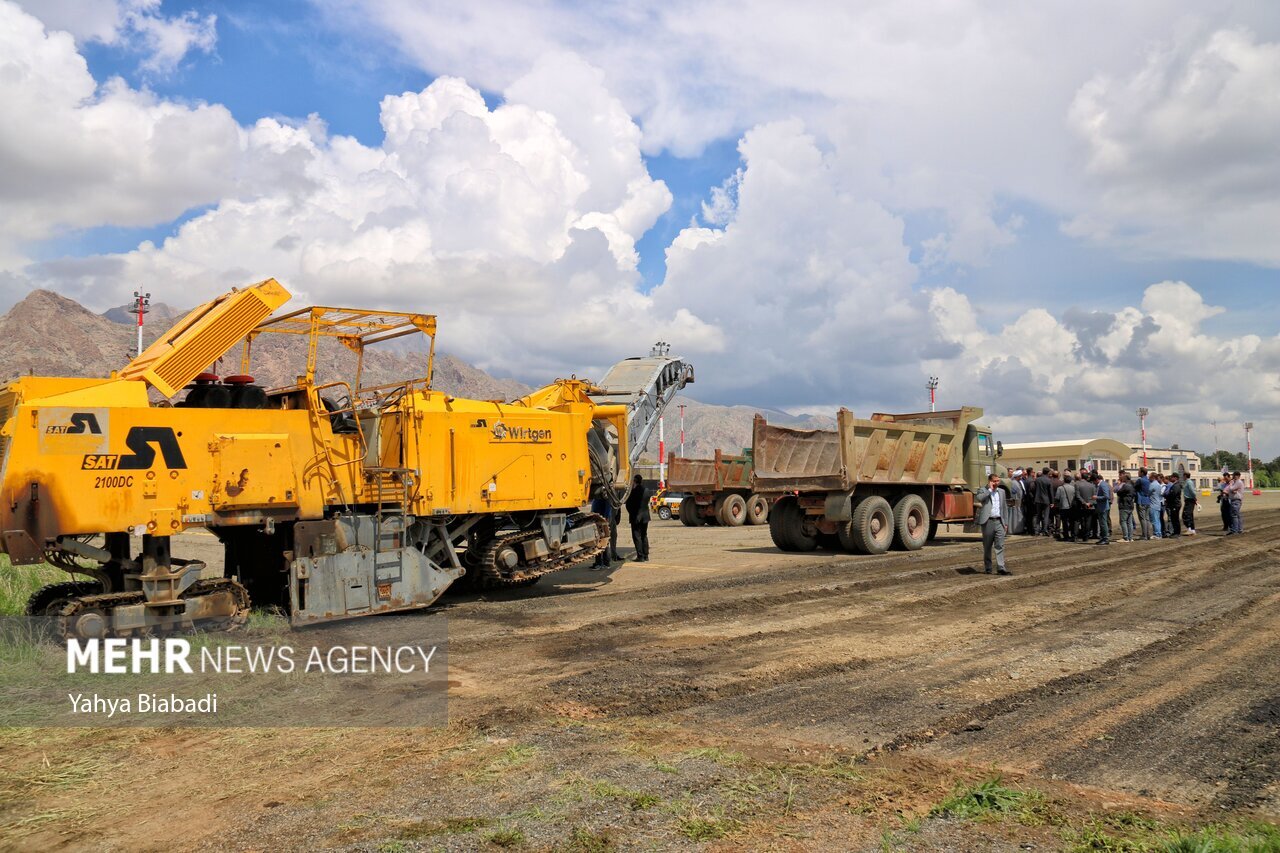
<box><xmin>658</xmin><ymin>505</ymin><xmax>672</xmax><ymax>521</ymax></box>
<box><xmin>718</xmin><ymin>494</ymin><xmax>747</xmax><ymax>527</ymax></box>
<box><xmin>679</xmin><ymin>497</ymin><xmax>700</xmax><ymax>527</ymax></box>
<box><xmin>849</xmin><ymin>496</ymin><xmax>893</xmax><ymax>555</ymax></box>
<box><xmin>769</xmin><ymin>496</ymin><xmax>806</xmax><ymax>551</ymax></box>
<box><xmin>782</xmin><ymin>501</ymin><xmax>817</xmax><ymax>551</ymax></box>
<box><xmin>892</xmin><ymin>494</ymin><xmax>930</xmax><ymax>551</ymax></box>
<box><xmin>928</xmin><ymin>520</ymin><xmax>939</xmax><ymax>542</ymax></box>
<box><xmin>745</xmin><ymin>494</ymin><xmax>769</xmax><ymax>525</ymax></box>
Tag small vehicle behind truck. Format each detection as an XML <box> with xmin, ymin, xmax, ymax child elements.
<box><xmin>667</xmin><ymin>449</ymin><xmax>770</xmax><ymax>527</ymax></box>
<box><xmin>649</xmin><ymin>490</ymin><xmax>689</xmax><ymax>520</ymax></box>
<box><xmin>752</xmin><ymin>407</ymin><xmax>1003</xmax><ymax>553</ymax></box>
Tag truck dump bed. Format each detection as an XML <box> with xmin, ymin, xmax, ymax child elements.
<box><xmin>667</xmin><ymin>450</ymin><xmax>753</xmax><ymax>492</ymax></box>
<box><xmin>752</xmin><ymin>407</ymin><xmax>983</xmax><ymax>493</ymax></box>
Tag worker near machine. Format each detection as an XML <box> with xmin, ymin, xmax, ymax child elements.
<box><xmin>625</xmin><ymin>474</ymin><xmax>651</xmax><ymax>562</ymax></box>
<box><xmin>591</xmin><ymin>494</ymin><xmax>613</xmax><ymax>569</ymax></box>
<box><xmin>976</xmin><ymin>473</ymin><xmax>1010</xmax><ymax>575</ymax></box>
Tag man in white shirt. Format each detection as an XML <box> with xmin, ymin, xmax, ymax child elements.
<box><xmin>976</xmin><ymin>473</ymin><xmax>1011</xmax><ymax>575</ymax></box>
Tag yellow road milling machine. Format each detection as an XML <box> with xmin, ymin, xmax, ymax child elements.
<box><xmin>0</xmin><ymin>279</ymin><xmax>693</xmax><ymax>639</ymax></box>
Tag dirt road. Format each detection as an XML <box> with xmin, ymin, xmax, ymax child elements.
<box><xmin>3</xmin><ymin>496</ymin><xmax>1278</xmax><ymax>851</ymax></box>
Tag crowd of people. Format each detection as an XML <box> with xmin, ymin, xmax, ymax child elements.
<box><xmin>1004</xmin><ymin>466</ymin><xmax>1250</xmax><ymax>544</ymax></box>
<box><xmin>977</xmin><ymin>466</ymin><xmax>1249</xmax><ymax>575</ymax></box>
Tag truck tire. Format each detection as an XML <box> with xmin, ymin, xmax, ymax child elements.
<box><xmin>892</xmin><ymin>493</ymin><xmax>930</xmax><ymax>551</ymax></box>
<box><xmin>783</xmin><ymin>501</ymin><xmax>817</xmax><ymax>551</ymax></box>
<box><xmin>718</xmin><ymin>493</ymin><xmax>747</xmax><ymax>527</ymax></box>
<box><xmin>745</xmin><ymin>494</ymin><xmax>769</xmax><ymax>525</ymax></box>
<box><xmin>768</xmin><ymin>494</ymin><xmax>798</xmax><ymax>548</ymax></box>
<box><xmin>657</xmin><ymin>505</ymin><xmax>672</xmax><ymax>521</ymax></box>
<box><xmin>849</xmin><ymin>495</ymin><xmax>893</xmax><ymax>555</ymax></box>
<box><xmin>679</xmin><ymin>497</ymin><xmax>700</xmax><ymax>527</ymax></box>
<box><xmin>928</xmin><ymin>520</ymin><xmax>939</xmax><ymax>542</ymax></box>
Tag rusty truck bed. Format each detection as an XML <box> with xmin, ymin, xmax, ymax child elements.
<box><xmin>667</xmin><ymin>450</ymin><xmax>754</xmax><ymax>492</ymax></box>
<box><xmin>752</xmin><ymin>407</ymin><xmax>983</xmax><ymax>493</ymax></box>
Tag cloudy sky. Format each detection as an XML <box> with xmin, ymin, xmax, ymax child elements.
<box><xmin>3</xmin><ymin>0</ymin><xmax>1278</xmax><ymax>458</ymax></box>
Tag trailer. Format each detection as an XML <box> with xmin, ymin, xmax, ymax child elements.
<box><xmin>666</xmin><ymin>449</ymin><xmax>770</xmax><ymax>527</ymax></box>
<box><xmin>751</xmin><ymin>407</ymin><xmax>1003</xmax><ymax>553</ymax></box>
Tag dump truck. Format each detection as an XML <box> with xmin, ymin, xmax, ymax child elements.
<box><xmin>666</xmin><ymin>449</ymin><xmax>770</xmax><ymax>526</ymax></box>
<box><xmin>752</xmin><ymin>407</ymin><xmax>1003</xmax><ymax>553</ymax></box>
<box><xmin>0</xmin><ymin>279</ymin><xmax>692</xmax><ymax>639</ymax></box>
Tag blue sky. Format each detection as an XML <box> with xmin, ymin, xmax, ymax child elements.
<box><xmin>4</xmin><ymin>0</ymin><xmax>1278</xmax><ymax>456</ymax></box>
<box><xmin>61</xmin><ymin>1</ymin><xmax>1280</xmax><ymax>332</ymax></box>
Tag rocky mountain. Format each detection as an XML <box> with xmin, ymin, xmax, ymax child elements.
<box><xmin>0</xmin><ymin>289</ymin><xmax>830</xmax><ymax>458</ymax></box>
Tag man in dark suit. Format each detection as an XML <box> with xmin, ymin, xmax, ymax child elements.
<box><xmin>624</xmin><ymin>474</ymin><xmax>651</xmax><ymax>562</ymax></box>
<box><xmin>1034</xmin><ymin>467</ymin><xmax>1053</xmax><ymax>537</ymax></box>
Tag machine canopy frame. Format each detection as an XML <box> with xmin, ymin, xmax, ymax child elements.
<box><xmin>241</xmin><ymin>305</ymin><xmax>438</xmax><ymax>398</ymax></box>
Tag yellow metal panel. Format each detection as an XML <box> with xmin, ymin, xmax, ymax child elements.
<box><xmin>120</xmin><ymin>279</ymin><xmax>291</xmax><ymax>396</ymax></box>
<box><xmin>212</xmin><ymin>434</ymin><xmax>300</xmax><ymax>509</ymax></box>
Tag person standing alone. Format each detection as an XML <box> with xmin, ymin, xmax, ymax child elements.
<box><xmin>625</xmin><ymin>474</ymin><xmax>651</xmax><ymax>561</ymax></box>
<box><xmin>977</xmin><ymin>473</ymin><xmax>1011</xmax><ymax>575</ymax></box>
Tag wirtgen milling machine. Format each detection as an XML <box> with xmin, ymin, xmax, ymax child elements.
<box><xmin>0</xmin><ymin>279</ymin><xmax>692</xmax><ymax>639</ymax></box>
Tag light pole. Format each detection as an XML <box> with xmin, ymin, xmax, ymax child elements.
<box><xmin>1244</xmin><ymin>422</ymin><xmax>1254</xmax><ymax>488</ymax></box>
<box><xmin>658</xmin><ymin>413</ymin><xmax>665</xmax><ymax>489</ymax></box>
<box><xmin>927</xmin><ymin>376</ymin><xmax>939</xmax><ymax>413</ymax></box>
<box><xmin>133</xmin><ymin>291</ymin><xmax>151</xmax><ymax>358</ymax></box>
<box><xmin>1137</xmin><ymin>407</ymin><xmax>1149</xmax><ymax>467</ymax></box>
<box><xmin>678</xmin><ymin>403</ymin><xmax>686</xmax><ymax>458</ymax></box>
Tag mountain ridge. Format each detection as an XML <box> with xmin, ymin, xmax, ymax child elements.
<box><xmin>0</xmin><ymin>289</ymin><xmax>833</xmax><ymax>459</ymax></box>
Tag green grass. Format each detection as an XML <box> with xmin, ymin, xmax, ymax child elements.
<box><xmin>485</xmin><ymin>826</ymin><xmax>526</xmax><ymax>847</ymax></box>
<box><xmin>930</xmin><ymin>776</ymin><xmax>1049</xmax><ymax>825</ymax></box>
<box><xmin>1159</xmin><ymin>822</ymin><xmax>1280</xmax><ymax>853</ymax></box>
<box><xmin>1063</xmin><ymin>816</ymin><xmax>1280</xmax><ymax>853</ymax></box>
<box><xmin>559</xmin><ymin>827</ymin><xmax>616</xmax><ymax>852</ymax></box>
<box><xmin>676</xmin><ymin>806</ymin><xmax>741</xmax><ymax>841</ymax></box>
<box><xmin>398</xmin><ymin>815</ymin><xmax>493</xmax><ymax>839</ymax></box>
<box><xmin>0</xmin><ymin>556</ymin><xmax>72</xmax><ymax>616</ymax></box>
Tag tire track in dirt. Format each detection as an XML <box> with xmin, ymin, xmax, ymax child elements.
<box><xmin>912</xmin><ymin>588</ymin><xmax>1280</xmax><ymax>808</ymax></box>
<box><xmin>536</xmin><ymin>531</ymin><xmax>1274</xmax><ymax>729</ymax></box>
<box><xmin>445</xmin><ymin>515</ymin><xmax>1280</xmax><ymax>654</ymax></box>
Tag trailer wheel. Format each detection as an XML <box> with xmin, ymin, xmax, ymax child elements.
<box><xmin>817</xmin><ymin>532</ymin><xmax>841</xmax><ymax>550</ymax></box>
<box><xmin>892</xmin><ymin>494</ymin><xmax>930</xmax><ymax>551</ymax></box>
<box><xmin>718</xmin><ymin>493</ymin><xmax>747</xmax><ymax>526</ymax></box>
<box><xmin>769</xmin><ymin>496</ymin><xmax>815</xmax><ymax>551</ymax></box>
<box><xmin>745</xmin><ymin>494</ymin><xmax>769</xmax><ymax>525</ymax></box>
<box><xmin>849</xmin><ymin>495</ymin><xmax>893</xmax><ymax>555</ymax></box>
<box><xmin>679</xmin><ymin>497</ymin><xmax>700</xmax><ymax>527</ymax></box>
<box><xmin>657</xmin><ymin>505</ymin><xmax>672</xmax><ymax>521</ymax></box>
<box><xmin>783</xmin><ymin>501</ymin><xmax>817</xmax><ymax>551</ymax></box>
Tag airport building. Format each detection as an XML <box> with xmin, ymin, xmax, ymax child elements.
<box><xmin>998</xmin><ymin>438</ymin><xmax>1133</xmax><ymax>477</ymax></box>
<box><xmin>1000</xmin><ymin>439</ymin><xmax>1214</xmax><ymax>489</ymax></box>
